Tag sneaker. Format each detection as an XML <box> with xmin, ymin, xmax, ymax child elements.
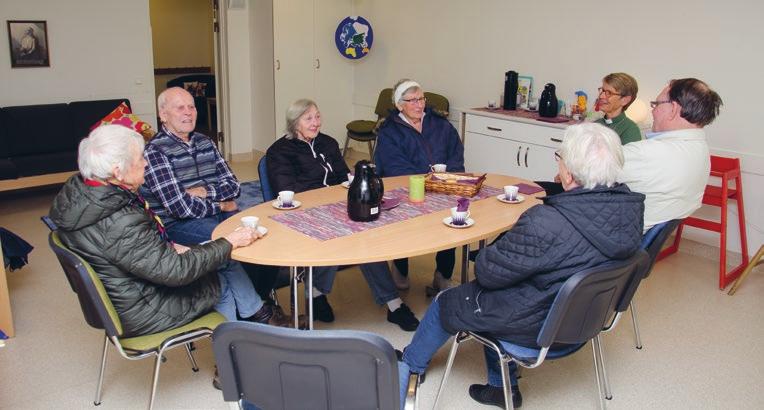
<box><xmin>312</xmin><ymin>294</ymin><xmax>335</xmax><ymax>323</ymax></box>
<box><xmin>387</xmin><ymin>304</ymin><xmax>420</xmax><ymax>331</ymax></box>
<box><xmin>425</xmin><ymin>271</ymin><xmax>454</xmax><ymax>297</ymax></box>
<box><xmin>391</xmin><ymin>263</ymin><xmax>410</xmax><ymax>290</ymax></box>
<box><xmin>468</xmin><ymin>383</ymin><xmax>522</xmax><ymax>408</ymax></box>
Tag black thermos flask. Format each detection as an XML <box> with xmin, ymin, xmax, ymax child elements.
<box><xmin>503</xmin><ymin>70</ymin><xmax>519</xmax><ymax>110</ymax></box>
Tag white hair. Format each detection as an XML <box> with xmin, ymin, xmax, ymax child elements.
<box><xmin>284</xmin><ymin>98</ymin><xmax>318</xmax><ymax>139</ymax></box>
<box><xmin>78</xmin><ymin>125</ymin><xmax>144</xmax><ymax>180</ymax></box>
<box><xmin>559</xmin><ymin>123</ymin><xmax>624</xmax><ymax>189</ymax></box>
<box><xmin>392</xmin><ymin>79</ymin><xmax>422</xmax><ymax>105</ymax></box>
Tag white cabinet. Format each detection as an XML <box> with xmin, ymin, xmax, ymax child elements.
<box><xmin>272</xmin><ymin>0</ymin><xmax>353</xmax><ymax>141</ymax></box>
<box><xmin>462</xmin><ymin>110</ymin><xmax>566</xmax><ymax>181</ymax></box>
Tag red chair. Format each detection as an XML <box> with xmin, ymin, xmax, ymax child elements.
<box><xmin>660</xmin><ymin>155</ymin><xmax>749</xmax><ymax>289</ymax></box>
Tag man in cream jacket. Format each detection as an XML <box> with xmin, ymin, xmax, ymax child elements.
<box><xmin>618</xmin><ymin>78</ymin><xmax>722</xmax><ymax>232</ymax></box>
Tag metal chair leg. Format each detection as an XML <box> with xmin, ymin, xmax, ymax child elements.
<box><xmin>630</xmin><ymin>300</ymin><xmax>643</xmax><ymax>349</ymax></box>
<box><xmin>184</xmin><ymin>343</ymin><xmax>199</xmax><ymax>372</ymax></box>
<box><xmin>342</xmin><ymin>134</ymin><xmax>351</xmax><ymax>158</ymax></box>
<box><xmin>94</xmin><ymin>335</ymin><xmax>109</xmax><ymax>405</ymax></box>
<box><xmin>591</xmin><ymin>340</ymin><xmax>606</xmax><ymax>410</ymax></box>
<box><xmin>461</xmin><ymin>244</ymin><xmax>469</xmax><ymax>284</ymax></box>
<box><xmin>499</xmin><ymin>355</ymin><xmax>515</xmax><ymax>410</ymax></box>
<box><xmin>594</xmin><ymin>335</ymin><xmax>613</xmax><ymax>400</ymax></box>
<box><xmin>148</xmin><ymin>353</ymin><xmax>163</xmax><ymax>410</ymax></box>
<box><xmin>433</xmin><ymin>333</ymin><xmax>464</xmax><ymax>409</ymax></box>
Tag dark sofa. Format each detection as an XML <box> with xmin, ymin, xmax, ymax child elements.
<box><xmin>0</xmin><ymin>98</ymin><xmax>129</xmax><ymax>190</ymax></box>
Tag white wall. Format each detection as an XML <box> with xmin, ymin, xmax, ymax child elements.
<box><xmin>352</xmin><ymin>0</ymin><xmax>764</xmax><ymax>255</ymax></box>
<box><xmin>226</xmin><ymin>4</ymin><xmax>255</xmax><ymax>156</ymax></box>
<box><xmin>249</xmin><ymin>0</ymin><xmax>276</xmax><ymax>153</ymax></box>
<box><xmin>0</xmin><ymin>0</ymin><xmax>156</xmax><ymax>127</ymax></box>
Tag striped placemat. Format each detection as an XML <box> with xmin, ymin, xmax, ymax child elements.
<box><xmin>269</xmin><ymin>185</ymin><xmax>503</xmax><ymax>241</ymax></box>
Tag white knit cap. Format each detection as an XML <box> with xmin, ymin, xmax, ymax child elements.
<box><xmin>393</xmin><ymin>80</ymin><xmax>422</xmax><ymax>105</ymax></box>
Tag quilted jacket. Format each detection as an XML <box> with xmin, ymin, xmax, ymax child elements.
<box><xmin>50</xmin><ymin>175</ymin><xmax>231</xmax><ymax>337</ymax></box>
<box><xmin>438</xmin><ymin>183</ymin><xmax>645</xmax><ymax>347</ymax></box>
<box><xmin>266</xmin><ymin>133</ymin><xmax>351</xmax><ymax>193</ymax></box>
<box><xmin>373</xmin><ymin>107</ymin><xmax>465</xmax><ymax>177</ymax></box>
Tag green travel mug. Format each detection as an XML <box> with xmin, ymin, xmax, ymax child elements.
<box><xmin>409</xmin><ymin>175</ymin><xmax>425</xmax><ymax>203</ymax></box>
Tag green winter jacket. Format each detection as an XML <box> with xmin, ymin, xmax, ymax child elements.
<box><xmin>50</xmin><ymin>175</ymin><xmax>231</xmax><ymax>337</ymax></box>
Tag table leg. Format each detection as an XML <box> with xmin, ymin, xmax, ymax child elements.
<box><xmin>307</xmin><ymin>266</ymin><xmax>314</xmax><ymax>330</ymax></box>
<box><xmin>461</xmin><ymin>244</ymin><xmax>469</xmax><ymax>284</ymax></box>
<box><xmin>291</xmin><ymin>266</ymin><xmax>299</xmax><ymax>329</ymax></box>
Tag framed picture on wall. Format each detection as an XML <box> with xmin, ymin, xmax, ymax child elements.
<box><xmin>517</xmin><ymin>75</ymin><xmax>533</xmax><ymax>110</ymax></box>
<box><xmin>7</xmin><ymin>20</ymin><xmax>50</xmax><ymax>68</ymax></box>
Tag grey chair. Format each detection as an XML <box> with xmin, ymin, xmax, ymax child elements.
<box><xmin>48</xmin><ymin>231</ymin><xmax>225</xmax><ymax>409</ymax></box>
<box><xmin>434</xmin><ymin>251</ymin><xmax>649</xmax><ymax>410</ymax></box>
<box><xmin>626</xmin><ymin>219</ymin><xmax>684</xmax><ymax>349</ymax></box>
<box><xmin>213</xmin><ymin>321</ymin><xmax>420</xmax><ymax>410</ymax></box>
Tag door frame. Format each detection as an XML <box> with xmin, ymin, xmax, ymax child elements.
<box><xmin>212</xmin><ymin>0</ymin><xmax>232</xmax><ymax>159</ymax></box>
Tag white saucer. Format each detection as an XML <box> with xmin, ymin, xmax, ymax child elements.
<box><xmin>497</xmin><ymin>194</ymin><xmax>525</xmax><ymax>204</ymax></box>
<box><xmin>485</xmin><ymin>105</ymin><xmax>500</xmax><ymax>111</ymax></box>
<box><xmin>271</xmin><ymin>200</ymin><xmax>301</xmax><ymax>210</ymax></box>
<box><xmin>256</xmin><ymin>225</ymin><xmax>268</xmax><ymax>236</ymax></box>
<box><xmin>340</xmin><ymin>181</ymin><xmax>351</xmax><ymax>189</ymax></box>
<box><xmin>443</xmin><ymin>216</ymin><xmax>475</xmax><ymax>229</ymax></box>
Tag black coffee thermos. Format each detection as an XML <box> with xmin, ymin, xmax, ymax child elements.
<box><xmin>347</xmin><ymin>160</ymin><xmax>384</xmax><ymax>222</ymax></box>
<box><xmin>503</xmin><ymin>70</ymin><xmax>519</xmax><ymax>110</ymax></box>
<box><xmin>539</xmin><ymin>83</ymin><xmax>559</xmax><ymax>118</ymax></box>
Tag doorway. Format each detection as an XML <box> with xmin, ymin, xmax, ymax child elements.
<box><xmin>148</xmin><ymin>0</ymin><xmax>229</xmax><ymax>155</ymax></box>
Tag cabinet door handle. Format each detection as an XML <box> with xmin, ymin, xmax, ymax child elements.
<box><xmin>315</xmin><ymin>58</ymin><xmax>320</xmax><ymax>69</ymax></box>
<box><xmin>487</xmin><ymin>126</ymin><xmax>502</xmax><ymax>132</ymax></box>
<box><xmin>275</xmin><ymin>59</ymin><xmax>280</xmax><ymax>70</ymax></box>
<box><xmin>524</xmin><ymin>147</ymin><xmax>529</xmax><ymax>167</ymax></box>
<box><xmin>516</xmin><ymin>146</ymin><xmax>521</xmax><ymax>167</ymax></box>
<box><xmin>550</xmin><ymin>137</ymin><xmax>562</xmax><ymax>143</ymax></box>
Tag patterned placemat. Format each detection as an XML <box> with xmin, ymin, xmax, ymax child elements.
<box><xmin>270</xmin><ymin>185</ymin><xmax>504</xmax><ymax>241</ymax></box>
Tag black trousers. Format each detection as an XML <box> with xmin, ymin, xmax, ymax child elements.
<box><xmin>393</xmin><ymin>248</ymin><xmax>456</xmax><ymax>279</ymax></box>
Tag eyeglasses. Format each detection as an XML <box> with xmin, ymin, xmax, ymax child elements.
<box><xmin>554</xmin><ymin>150</ymin><xmax>562</xmax><ymax>162</ymax></box>
<box><xmin>650</xmin><ymin>100</ymin><xmax>672</xmax><ymax>109</ymax></box>
<box><xmin>597</xmin><ymin>87</ymin><xmax>621</xmax><ymax>98</ymax></box>
<box><xmin>402</xmin><ymin>97</ymin><xmax>427</xmax><ymax>105</ymax></box>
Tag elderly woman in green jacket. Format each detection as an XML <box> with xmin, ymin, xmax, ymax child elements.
<box><xmin>49</xmin><ymin>125</ymin><xmax>287</xmax><ymax>337</ymax></box>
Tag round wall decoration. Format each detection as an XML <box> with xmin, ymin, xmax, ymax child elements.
<box><xmin>334</xmin><ymin>16</ymin><xmax>373</xmax><ymax>60</ymax></box>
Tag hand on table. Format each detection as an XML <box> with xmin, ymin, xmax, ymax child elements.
<box><xmin>225</xmin><ymin>227</ymin><xmax>262</xmax><ymax>249</ymax></box>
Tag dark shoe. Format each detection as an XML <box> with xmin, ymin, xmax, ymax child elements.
<box><xmin>212</xmin><ymin>367</ymin><xmax>221</xmax><ymax>390</ymax></box>
<box><xmin>469</xmin><ymin>383</ymin><xmax>522</xmax><ymax>408</ymax></box>
<box><xmin>243</xmin><ymin>303</ymin><xmax>274</xmax><ymax>324</ymax></box>
<box><xmin>312</xmin><ymin>294</ymin><xmax>335</xmax><ymax>323</ymax></box>
<box><xmin>267</xmin><ymin>305</ymin><xmax>293</xmax><ymax>328</ymax></box>
<box><xmin>387</xmin><ymin>304</ymin><xmax>420</xmax><ymax>331</ymax></box>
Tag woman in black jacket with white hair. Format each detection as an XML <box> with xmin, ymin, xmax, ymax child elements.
<box><xmin>396</xmin><ymin>122</ymin><xmax>645</xmax><ymax>409</ymax></box>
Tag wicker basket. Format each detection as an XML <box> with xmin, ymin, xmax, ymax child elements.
<box><xmin>424</xmin><ymin>172</ymin><xmax>486</xmax><ymax>197</ymax></box>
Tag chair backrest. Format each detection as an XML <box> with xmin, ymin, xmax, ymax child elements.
<box><xmin>257</xmin><ymin>156</ymin><xmax>276</xmax><ymax>202</ymax></box>
<box><xmin>213</xmin><ymin>321</ymin><xmax>400</xmax><ymax>410</ymax></box>
<box><xmin>641</xmin><ymin>219</ymin><xmax>683</xmax><ymax>279</ymax></box>
<box><xmin>537</xmin><ymin>250</ymin><xmax>649</xmax><ymax>347</ymax></box>
<box><xmin>374</xmin><ymin>88</ymin><xmax>395</xmax><ymax>119</ymax></box>
<box><xmin>48</xmin><ymin>231</ymin><xmax>123</xmax><ymax>337</ymax></box>
<box><xmin>424</xmin><ymin>91</ymin><xmax>450</xmax><ymax>115</ymax></box>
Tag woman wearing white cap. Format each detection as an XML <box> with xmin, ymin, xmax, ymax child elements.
<box><xmin>374</xmin><ymin>79</ymin><xmax>465</xmax><ymax>296</ymax></box>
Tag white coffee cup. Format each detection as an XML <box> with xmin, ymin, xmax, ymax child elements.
<box><xmin>504</xmin><ymin>185</ymin><xmax>519</xmax><ymax>201</ymax></box>
<box><xmin>241</xmin><ymin>216</ymin><xmax>260</xmax><ymax>229</ymax></box>
<box><xmin>450</xmin><ymin>206</ymin><xmax>471</xmax><ymax>226</ymax></box>
<box><xmin>277</xmin><ymin>190</ymin><xmax>295</xmax><ymax>207</ymax></box>
<box><xmin>432</xmin><ymin>163</ymin><xmax>447</xmax><ymax>173</ymax></box>
<box><xmin>488</xmin><ymin>100</ymin><xmax>497</xmax><ymax>109</ymax></box>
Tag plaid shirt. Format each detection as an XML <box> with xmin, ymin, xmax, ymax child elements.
<box><xmin>140</xmin><ymin>126</ymin><xmax>240</xmax><ymax>224</ymax></box>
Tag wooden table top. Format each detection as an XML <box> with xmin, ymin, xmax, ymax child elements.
<box><xmin>212</xmin><ymin>174</ymin><xmax>544</xmax><ymax>266</ymax></box>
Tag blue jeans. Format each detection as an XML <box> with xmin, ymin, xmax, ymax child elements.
<box><xmin>214</xmin><ymin>260</ymin><xmax>263</xmax><ymax>321</ymax></box>
<box><xmin>359</xmin><ymin>262</ymin><xmax>400</xmax><ymax>305</ymax></box>
<box><xmin>166</xmin><ymin>213</ymin><xmax>265</xmax><ymax>320</ymax></box>
<box><xmin>398</xmin><ymin>292</ymin><xmax>518</xmax><ymax>403</ymax></box>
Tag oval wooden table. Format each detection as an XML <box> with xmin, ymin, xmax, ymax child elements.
<box><xmin>212</xmin><ymin>174</ymin><xmax>544</xmax><ymax>328</ymax></box>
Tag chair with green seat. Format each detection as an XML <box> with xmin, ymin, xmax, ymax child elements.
<box><xmin>47</xmin><ymin>231</ymin><xmax>225</xmax><ymax>410</ymax></box>
<box><xmin>424</xmin><ymin>91</ymin><xmax>450</xmax><ymax>116</ymax></box>
<box><xmin>343</xmin><ymin>88</ymin><xmax>394</xmax><ymax>161</ymax></box>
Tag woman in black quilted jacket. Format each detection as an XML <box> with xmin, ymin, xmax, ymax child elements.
<box><xmin>396</xmin><ymin>122</ymin><xmax>645</xmax><ymax>409</ymax></box>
